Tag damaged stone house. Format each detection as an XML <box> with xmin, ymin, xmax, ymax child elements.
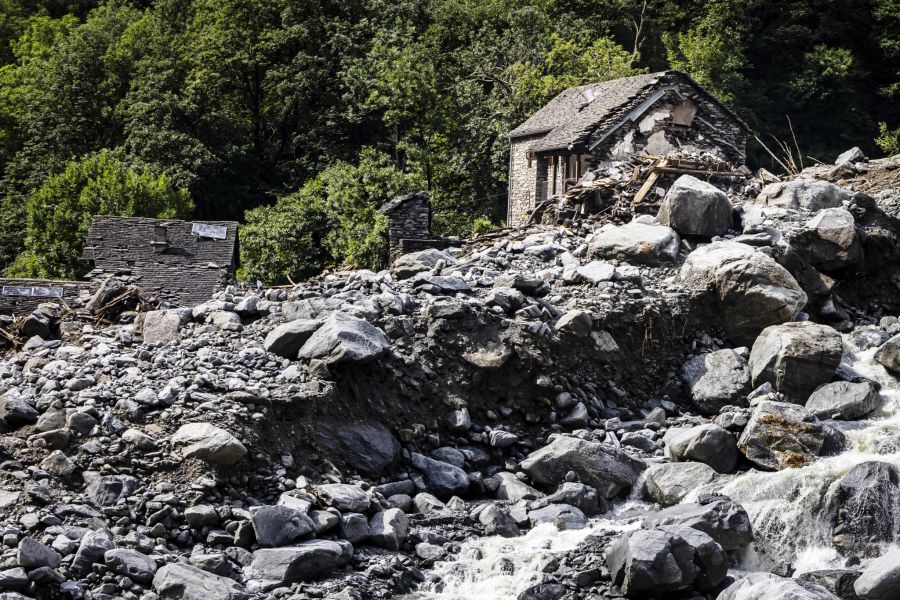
<box><xmin>507</xmin><ymin>70</ymin><xmax>750</xmax><ymax>226</ymax></box>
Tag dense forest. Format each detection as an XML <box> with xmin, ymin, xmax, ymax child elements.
<box><xmin>0</xmin><ymin>0</ymin><xmax>897</xmax><ymax>283</ymax></box>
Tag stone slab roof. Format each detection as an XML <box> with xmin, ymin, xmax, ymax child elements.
<box><xmin>508</xmin><ymin>70</ymin><xmax>748</xmax><ymax>153</ymax></box>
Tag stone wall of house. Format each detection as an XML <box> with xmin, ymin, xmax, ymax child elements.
<box><xmin>385</xmin><ymin>192</ymin><xmax>431</xmax><ymax>257</ymax></box>
<box><xmin>0</xmin><ymin>278</ymin><xmax>95</xmax><ymax>316</ymax></box>
<box><xmin>588</xmin><ymin>73</ymin><xmax>747</xmax><ymax>168</ymax></box>
<box><xmin>83</xmin><ymin>216</ymin><xmax>238</xmax><ymax>308</ymax></box>
<box><xmin>508</xmin><ymin>134</ymin><xmax>546</xmax><ymax>227</ymax></box>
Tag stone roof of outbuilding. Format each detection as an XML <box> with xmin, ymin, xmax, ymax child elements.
<box><xmin>378</xmin><ymin>191</ymin><xmax>429</xmax><ymax>215</ymax></box>
<box><xmin>508</xmin><ymin>70</ymin><xmax>749</xmax><ymax>153</ymax></box>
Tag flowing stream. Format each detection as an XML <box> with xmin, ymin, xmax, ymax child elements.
<box><xmin>407</xmin><ymin>335</ymin><xmax>900</xmax><ymax>599</ymax></box>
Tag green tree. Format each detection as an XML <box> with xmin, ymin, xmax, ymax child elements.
<box><xmin>9</xmin><ymin>150</ymin><xmax>192</xmax><ymax>278</ymax></box>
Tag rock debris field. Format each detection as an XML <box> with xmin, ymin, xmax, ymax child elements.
<box><xmin>1</xmin><ymin>152</ymin><xmax>900</xmax><ymax>600</ymax></box>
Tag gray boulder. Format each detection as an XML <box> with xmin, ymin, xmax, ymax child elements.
<box><xmin>338</xmin><ymin>512</ymin><xmax>370</xmax><ymax>543</ymax></box>
<box><xmin>720</xmin><ymin>572</ymin><xmax>840</xmax><ymax>600</ymax></box>
<box><xmin>646</xmin><ymin>499</ymin><xmax>753</xmax><ymax>552</ymax></box>
<box><xmin>797</xmin><ymin>208</ymin><xmax>862</xmax><ymax>271</ymax></box>
<box><xmin>392</xmin><ymin>249</ymin><xmax>457</xmax><ymax>280</ymax></box>
<box><xmin>368</xmin><ymin>509</ymin><xmax>409</xmax><ymax>550</ymax></box>
<box><xmin>643</xmin><ymin>462</ymin><xmax>720</xmax><ymax>506</ymax></box>
<box><xmin>0</xmin><ymin>391</ymin><xmax>38</xmax><ymax>425</ymax></box>
<box><xmin>315</xmin><ymin>484</ymin><xmax>370</xmax><ymax>513</ymax></box>
<box><xmin>805</xmin><ymin>381</ymin><xmax>881</xmax><ymax>420</ymax></box>
<box><xmin>153</xmin><ymin>562</ymin><xmax>248</xmax><ymax>600</ymax></box>
<box><xmin>409</xmin><ymin>453</ymin><xmax>470</xmax><ymax>498</ymax></box>
<box><xmin>546</xmin><ymin>482</ymin><xmax>603</xmax><ymax>516</ymax></box>
<box><xmin>104</xmin><ymin>548</ymin><xmax>157</xmax><ymax>584</ymax></box>
<box><xmin>172</xmin><ymin>423</ymin><xmax>247</xmax><ymax>466</ymax></box>
<box><xmin>749</xmin><ymin>322</ymin><xmax>843</xmax><ymax>404</ymax></box>
<box><xmin>657</xmin><ymin>175</ymin><xmax>733</xmax><ymax>237</ymax></box>
<box><xmin>854</xmin><ymin>548</ymin><xmax>900</xmax><ymax>599</ymax></box>
<box><xmin>588</xmin><ymin>221</ymin><xmax>680</xmax><ymax>266</ymax></box>
<box><xmin>520</xmin><ymin>435</ymin><xmax>646</xmax><ymax>499</ymax></box>
<box><xmin>756</xmin><ymin>180</ymin><xmax>850</xmax><ymax>212</ymax></box>
<box><xmin>142</xmin><ymin>310</ymin><xmax>184</xmax><ymax>344</ymax></box>
<box><xmin>681</xmin><ymin>349</ymin><xmax>751</xmax><ymax>415</ymax></box>
<box><xmin>316</xmin><ymin>420</ymin><xmax>400</xmax><ymax>476</ymax></box>
<box><xmin>70</xmin><ymin>530</ymin><xmax>116</xmax><ymax>576</ymax></box>
<box><xmin>86</xmin><ymin>474</ymin><xmax>141</xmax><ymax>506</ymax></box>
<box><xmin>665</xmin><ymin>424</ymin><xmax>739</xmax><ymax>474</ymax></box>
<box><xmin>555</xmin><ymin>310</ymin><xmax>593</xmax><ymax>337</ymax></box>
<box><xmin>248</xmin><ymin>540</ymin><xmax>348</xmax><ymax>585</ymax></box>
<box><xmin>17</xmin><ymin>537</ymin><xmax>61</xmax><ymax>570</ymax></box>
<box><xmin>659</xmin><ymin>525</ymin><xmax>729</xmax><ymax>591</ymax></box>
<box><xmin>263</xmin><ymin>319</ymin><xmax>320</xmax><ymax>358</ymax></box>
<box><xmin>476</xmin><ymin>504</ymin><xmax>520</xmax><ymax>537</ymax></box>
<box><xmin>606</xmin><ymin>528</ymin><xmax>697</xmax><ymax>596</ymax></box>
<box><xmin>493</xmin><ymin>472</ymin><xmax>544</xmax><ymax>502</ymax></box>
<box><xmin>576</xmin><ymin>261</ymin><xmax>616</xmax><ymax>284</ymax></box>
<box><xmin>251</xmin><ymin>505</ymin><xmax>315</xmax><ymax>547</ymax></box>
<box><xmin>737</xmin><ymin>400</ymin><xmax>825</xmax><ymax>470</ymax></box>
<box><xmin>297</xmin><ymin>312</ymin><xmax>389</xmax><ymax>364</ymax></box>
<box><xmin>874</xmin><ymin>333</ymin><xmax>900</xmax><ymax>374</ymax></box>
<box><xmin>527</xmin><ymin>504</ymin><xmax>588</xmax><ymax>530</ymax></box>
<box><xmin>680</xmin><ymin>242</ymin><xmax>807</xmax><ymax>343</ymax></box>
<box><xmin>828</xmin><ymin>462</ymin><xmax>899</xmax><ymax>557</ymax></box>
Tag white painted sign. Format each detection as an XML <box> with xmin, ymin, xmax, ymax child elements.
<box><xmin>191</xmin><ymin>223</ymin><xmax>228</xmax><ymax>240</ymax></box>
<box><xmin>2</xmin><ymin>286</ymin><xmax>63</xmax><ymax>298</ymax></box>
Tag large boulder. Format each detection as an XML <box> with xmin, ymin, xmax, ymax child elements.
<box><xmin>392</xmin><ymin>249</ymin><xmax>457</xmax><ymax>280</ymax></box>
<box><xmin>409</xmin><ymin>453</ymin><xmax>470</xmax><ymax>498</ymax></box>
<box><xmin>142</xmin><ymin>310</ymin><xmax>184</xmax><ymax>344</ymax></box>
<box><xmin>643</xmin><ymin>462</ymin><xmax>720</xmax><ymax>507</ymax></box>
<box><xmin>749</xmin><ymin>322</ymin><xmax>843</xmax><ymax>404</ymax></box>
<box><xmin>588</xmin><ymin>221</ymin><xmax>681</xmax><ymax>266</ymax></box>
<box><xmin>657</xmin><ymin>175</ymin><xmax>733</xmax><ymax>237</ymax></box>
<box><xmin>0</xmin><ymin>391</ymin><xmax>39</xmax><ymax>425</ymax></box>
<box><xmin>665</xmin><ymin>424</ymin><xmax>739</xmax><ymax>474</ymax></box>
<box><xmin>874</xmin><ymin>333</ymin><xmax>900</xmax><ymax>374</ymax></box>
<box><xmin>247</xmin><ymin>541</ymin><xmax>348</xmax><ymax>585</ymax></box>
<box><xmin>646</xmin><ymin>499</ymin><xmax>753</xmax><ymax>552</ymax></box>
<box><xmin>297</xmin><ymin>312</ymin><xmax>389</xmax><ymax>364</ymax></box>
<box><xmin>719</xmin><ymin>572</ymin><xmax>840</xmax><ymax>600</ymax></box>
<box><xmin>171</xmin><ymin>423</ymin><xmax>247</xmax><ymax>466</ymax></box>
<box><xmin>520</xmin><ymin>435</ymin><xmax>646</xmax><ymax>499</ymax></box>
<box><xmin>527</xmin><ymin>504</ymin><xmax>588</xmax><ymax>530</ymax></box>
<box><xmin>104</xmin><ymin>549</ymin><xmax>158</xmax><ymax>585</ymax></box>
<box><xmin>854</xmin><ymin>548</ymin><xmax>900</xmax><ymax>599</ymax></box>
<box><xmin>755</xmin><ymin>180</ymin><xmax>850</xmax><ymax>212</ymax></box>
<box><xmin>314</xmin><ymin>484</ymin><xmax>371</xmax><ymax>513</ymax></box>
<box><xmin>805</xmin><ymin>381</ymin><xmax>881</xmax><ymax>420</ymax></box>
<box><xmin>251</xmin><ymin>505</ymin><xmax>315</xmax><ymax>547</ymax></box>
<box><xmin>153</xmin><ymin>562</ymin><xmax>248</xmax><ymax>600</ymax></box>
<box><xmin>680</xmin><ymin>242</ymin><xmax>807</xmax><ymax>343</ymax></box>
<box><xmin>737</xmin><ymin>400</ymin><xmax>825</xmax><ymax>470</ymax></box>
<box><xmin>86</xmin><ymin>474</ymin><xmax>141</xmax><ymax>506</ymax></box>
<box><xmin>368</xmin><ymin>509</ymin><xmax>409</xmax><ymax>550</ymax></box>
<box><xmin>681</xmin><ymin>349</ymin><xmax>751</xmax><ymax>415</ymax></box>
<box><xmin>606</xmin><ymin>526</ymin><xmax>727</xmax><ymax>597</ymax></box>
<box><xmin>794</xmin><ymin>208</ymin><xmax>862</xmax><ymax>271</ymax></box>
<box><xmin>827</xmin><ymin>462</ymin><xmax>899</xmax><ymax>557</ymax></box>
<box><xmin>263</xmin><ymin>319</ymin><xmax>321</xmax><ymax>358</ymax></box>
<box><xmin>316</xmin><ymin>420</ymin><xmax>400</xmax><ymax>476</ymax></box>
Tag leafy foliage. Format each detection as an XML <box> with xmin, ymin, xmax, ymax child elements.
<box><xmin>0</xmin><ymin>0</ymin><xmax>895</xmax><ymax>280</ymax></box>
<box><xmin>8</xmin><ymin>150</ymin><xmax>192</xmax><ymax>279</ymax></box>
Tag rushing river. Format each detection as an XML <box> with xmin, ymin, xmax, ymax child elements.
<box><xmin>407</xmin><ymin>334</ymin><xmax>900</xmax><ymax>599</ymax></box>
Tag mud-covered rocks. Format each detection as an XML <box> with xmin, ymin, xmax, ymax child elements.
<box><xmin>720</xmin><ymin>572</ymin><xmax>840</xmax><ymax>600</ymax></box>
<box><xmin>657</xmin><ymin>175</ymin><xmax>733</xmax><ymax>237</ymax></box>
<box><xmin>171</xmin><ymin>423</ymin><xmax>247</xmax><ymax>466</ymax></box>
<box><xmin>665</xmin><ymin>424</ymin><xmax>739</xmax><ymax>474</ymax></box>
<box><xmin>588</xmin><ymin>221</ymin><xmax>680</xmax><ymax>266</ymax></box>
<box><xmin>681</xmin><ymin>348</ymin><xmax>751</xmax><ymax>415</ymax></box>
<box><xmin>805</xmin><ymin>381</ymin><xmax>881</xmax><ymax>420</ymax></box>
<box><xmin>749</xmin><ymin>322</ymin><xmax>843</xmax><ymax>404</ymax></box>
<box><xmin>520</xmin><ymin>435</ymin><xmax>646</xmax><ymax>499</ymax></box>
<box><xmin>737</xmin><ymin>400</ymin><xmax>825</xmax><ymax>470</ymax></box>
<box><xmin>854</xmin><ymin>548</ymin><xmax>900</xmax><ymax>599</ymax></box>
<box><xmin>297</xmin><ymin>312</ymin><xmax>389</xmax><ymax>364</ymax></box>
<box><xmin>153</xmin><ymin>562</ymin><xmax>248</xmax><ymax>600</ymax></box>
<box><xmin>643</xmin><ymin>462</ymin><xmax>720</xmax><ymax>506</ymax></box>
<box><xmin>756</xmin><ymin>179</ymin><xmax>850</xmax><ymax>212</ymax></box>
<box><xmin>680</xmin><ymin>241</ymin><xmax>807</xmax><ymax>343</ymax></box>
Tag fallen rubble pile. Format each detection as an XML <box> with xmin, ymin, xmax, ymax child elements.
<box><xmin>0</xmin><ymin>151</ymin><xmax>898</xmax><ymax>600</ymax></box>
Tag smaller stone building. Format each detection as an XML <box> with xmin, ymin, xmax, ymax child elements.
<box><xmin>83</xmin><ymin>216</ymin><xmax>239</xmax><ymax>307</ymax></box>
<box><xmin>379</xmin><ymin>191</ymin><xmax>453</xmax><ymax>260</ymax></box>
<box><xmin>507</xmin><ymin>70</ymin><xmax>750</xmax><ymax>226</ymax></box>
